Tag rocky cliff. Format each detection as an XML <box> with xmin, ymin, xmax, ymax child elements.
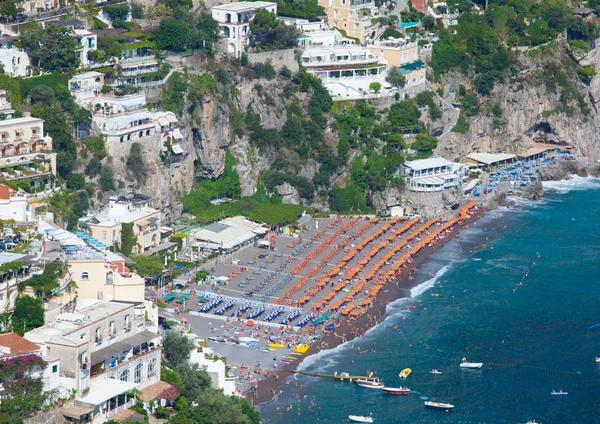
<box><xmin>436</xmin><ymin>39</ymin><xmax>600</xmax><ymax>163</ymax></box>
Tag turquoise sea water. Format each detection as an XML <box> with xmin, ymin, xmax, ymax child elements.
<box><xmin>259</xmin><ymin>179</ymin><xmax>600</xmax><ymax>424</ymax></box>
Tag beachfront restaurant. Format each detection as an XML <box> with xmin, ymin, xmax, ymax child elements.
<box><xmin>465</xmin><ymin>153</ymin><xmax>516</xmax><ymax>170</ymax></box>
<box><xmin>402</xmin><ymin>157</ymin><xmax>464</xmax><ymax>192</ymax></box>
<box><xmin>517</xmin><ymin>146</ymin><xmax>563</xmax><ymax>161</ymax></box>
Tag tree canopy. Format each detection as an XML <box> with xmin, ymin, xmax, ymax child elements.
<box><xmin>132</xmin><ymin>255</ymin><xmax>164</xmax><ymax>277</ymax></box>
<box><xmin>249</xmin><ymin>9</ymin><xmax>279</xmax><ymax>34</ymax></box>
<box><xmin>12</xmin><ymin>295</ymin><xmax>45</xmax><ymax>336</ymax></box>
<box><xmin>19</xmin><ymin>23</ymin><xmax>79</xmax><ymax>72</ymax></box>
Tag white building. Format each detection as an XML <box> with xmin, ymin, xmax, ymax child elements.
<box><xmin>79</xmin><ymin>193</ymin><xmax>163</xmax><ymax>255</ymax></box>
<box><xmin>73</xmin><ymin>29</ymin><xmax>97</xmax><ymax>67</ymax></box>
<box><xmin>26</xmin><ymin>300</ymin><xmax>161</xmax><ymax>424</ymax></box>
<box><xmin>0</xmin><ymin>46</ymin><xmax>31</xmax><ymax>77</ymax></box>
<box><xmin>188</xmin><ymin>216</ymin><xmax>267</xmax><ymax>259</ymax></box>
<box><xmin>302</xmin><ymin>46</ymin><xmax>389</xmax><ymax>97</ymax></box>
<box><xmin>0</xmin><ymin>183</ymin><xmax>48</xmax><ymax>222</ymax></box>
<box><xmin>0</xmin><ymin>332</ymin><xmax>63</xmax><ymax>397</ymax></box>
<box><xmin>402</xmin><ymin>157</ymin><xmax>464</xmax><ymax>192</ymax></box>
<box><xmin>188</xmin><ymin>336</ymin><xmax>236</xmax><ymax>395</ymax></box>
<box><xmin>69</xmin><ymin>71</ymin><xmax>105</xmax><ymax>106</ymax></box>
<box><xmin>0</xmin><ymin>116</ymin><xmax>56</xmax><ymax>189</ymax></box>
<box><xmin>212</xmin><ymin>1</ymin><xmax>277</xmax><ymax>57</ymax></box>
<box><xmin>91</xmin><ymin>93</ymin><xmax>182</xmax><ymax>157</ymax></box>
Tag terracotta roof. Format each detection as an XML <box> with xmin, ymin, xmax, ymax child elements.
<box><xmin>0</xmin><ymin>332</ymin><xmax>40</xmax><ymax>358</ymax></box>
<box><xmin>138</xmin><ymin>381</ymin><xmax>177</xmax><ymax>402</ymax></box>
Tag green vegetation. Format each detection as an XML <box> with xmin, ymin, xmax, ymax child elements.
<box><xmin>162</xmin><ymin>72</ymin><xmax>188</xmax><ymax>116</ymax></box>
<box><xmin>12</xmin><ymin>295</ymin><xmax>45</xmax><ymax>335</ymax></box>
<box><xmin>184</xmin><ymin>151</ymin><xmax>303</xmax><ymax>225</ymax></box>
<box><xmin>578</xmin><ymin>64</ymin><xmax>597</xmax><ymax>85</ymax></box>
<box><xmin>153</xmin><ymin>9</ymin><xmax>219</xmax><ymax>52</ymax></box>
<box><xmin>0</xmin><ymin>353</ymin><xmax>53</xmax><ymax>422</ymax></box>
<box><xmin>453</xmin><ymin>113</ymin><xmax>470</xmax><ymax>134</ymax></box>
<box><xmin>250</xmin><ymin>0</ymin><xmax>324</xmax><ymax>19</ymax></box>
<box><xmin>19</xmin><ymin>262</ymin><xmax>65</xmax><ymax>295</ymax></box>
<box><xmin>132</xmin><ymin>255</ymin><xmax>164</xmax><ymax>277</ymax></box>
<box><xmin>127</xmin><ymin>143</ymin><xmax>148</xmax><ymax>184</ymax></box>
<box><xmin>162</xmin><ymin>331</ymin><xmax>261</xmax><ymax>424</ymax></box>
<box><xmin>18</xmin><ymin>22</ymin><xmax>79</xmax><ymax>72</ymax></box>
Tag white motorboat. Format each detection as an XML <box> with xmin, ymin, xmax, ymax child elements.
<box><xmin>429</xmin><ymin>369</ymin><xmax>442</xmax><ymax>374</ymax></box>
<box><xmin>595</xmin><ymin>357</ymin><xmax>600</xmax><ymax>363</ymax></box>
<box><xmin>525</xmin><ymin>420</ymin><xmax>541</xmax><ymax>424</ymax></box>
<box><xmin>551</xmin><ymin>390</ymin><xmax>568</xmax><ymax>395</ymax></box>
<box><xmin>349</xmin><ymin>415</ymin><xmax>374</xmax><ymax>423</ymax></box>
<box><xmin>356</xmin><ymin>379</ymin><xmax>384</xmax><ymax>389</ymax></box>
<box><xmin>425</xmin><ymin>401</ymin><xmax>454</xmax><ymax>410</ymax></box>
<box><xmin>460</xmin><ymin>358</ymin><xmax>483</xmax><ymax>369</ymax></box>
<box><xmin>382</xmin><ymin>386</ymin><xmax>410</xmax><ymax>395</ymax></box>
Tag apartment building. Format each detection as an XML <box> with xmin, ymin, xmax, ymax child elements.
<box><xmin>317</xmin><ymin>0</ymin><xmax>377</xmax><ymax>44</ymax></box>
<box><xmin>25</xmin><ymin>300</ymin><xmax>161</xmax><ymax>423</ymax></box>
<box><xmin>91</xmin><ymin>93</ymin><xmax>182</xmax><ymax>157</ymax></box>
<box><xmin>302</xmin><ymin>46</ymin><xmax>388</xmax><ymax>97</ymax></box>
<box><xmin>0</xmin><ymin>116</ymin><xmax>56</xmax><ymax>189</ymax></box>
<box><xmin>402</xmin><ymin>157</ymin><xmax>464</xmax><ymax>192</ymax></box>
<box><xmin>79</xmin><ymin>193</ymin><xmax>162</xmax><ymax>255</ymax></box>
<box><xmin>69</xmin><ymin>71</ymin><xmax>105</xmax><ymax>106</ymax></box>
<box><xmin>188</xmin><ymin>335</ymin><xmax>236</xmax><ymax>395</ymax></box>
<box><xmin>118</xmin><ymin>43</ymin><xmax>159</xmax><ymax>86</ymax></box>
<box><xmin>73</xmin><ymin>29</ymin><xmax>98</xmax><ymax>67</ymax></box>
<box><xmin>212</xmin><ymin>1</ymin><xmax>277</xmax><ymax>57</ymax></box>
<box><xmin>67</xmin><ymin>249</ymin><xmax>156</xmax><ymax>323</ymax></box>
<box><xmin>0</xmin><ymin>183</ymin><xmax>48</xmax><ymax>222</ymax></box>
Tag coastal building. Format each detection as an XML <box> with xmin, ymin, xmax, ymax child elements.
<box><xmin>116</xmin><ymin>36</ymin><xmax>159</xmax><ymax>86</ymax></box>
<box><xmin>188</xmin><ymin>335</ymin><xmax>236</xmax><ymax>395</ymax></box>
<box><xmin>90</xmin><ymin>93</ymin><xmax>182</xmax><ymax>157</ymax></box>
<box><xmin>281</xmin><ymin>17</ymin><xmax>352</xmax><ymax>47</ymax></box>
<box><xmin>66</xmin><ymin>247</ymin><xmax>157</xmax><ymax>324</ymax></box>
<box><xmin>0</xmin><ymin>332</ymin><xmax>63</xmax><ymax>396</ymax></box>
<box><xmin>25</xmin><ymin>299</ymin><xmax>161</xmax><ymax>423</ymax></box>
<box><xmin>368</xmin><ymin>39</ymin><xmax>420</xmax><ymax>68</ymax></box>
<box><xmin>0</xmin><ymin>116</ymin><xmax>56</xmax><ymax>190</ymax></box>
<box><xmin>69</xmin><ymin>71</ymin><xmax>105</xmax><ymax>106</ymax></box>
<box><xmin>0</xmin><ymin>45</ymin><xmax>31</xmax><ymax>77</ymax></box>
<box><xmin>188</xmin><ymin>216</ymin><xmax>267</xmax><ymax>259</ymax></box>
<box><xmin>0</xmin><ymin>183</ymin><xmax>48</xmax><ymax>222</ymax></box>
<box><xmin>402</xmin><ymin>157</ymin><xmax>464</xmax><ymax>192</ymax></box>
<box><xmin>517</xmin><ymin>146</ymin><xmax>563</xmax><ymax>161</ymax></box>
<box><xmin>465</xmin><ymin>153</ymin><xmax>516</xmax><ymax>170</ymax></box>
<box><xmin>73</xmin><ymin>29</ymin><xmax>97</xmax><ymax>67</ymax></box>
<box><xmin>301</xmin><ymin>46</ymin><xmax>388</xmax><ymax>97</ymax></box>
<box><xmin>212</xmin><ymin>1</ymin><xmax>277</xmax><ymax>58</ymax></box>
<box><xmin>316</xmin><ymin>0</ymin><xmax>378</xmax><ymax>44</ymax></box>
<box><xmin>79</xmin><ymin>193</ymin><xmax>162</xmax><ymax>255</ymax></box>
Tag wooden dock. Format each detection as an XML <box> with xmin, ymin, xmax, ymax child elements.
<box><xmin>290</xmin><ymin>369</ymin><xmax>379</xmax><ymax>382</ymax></box>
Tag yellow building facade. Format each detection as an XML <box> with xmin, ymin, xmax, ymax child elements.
<box><xmin>317</xmin><ymin>0</ymin><xmax>377</xmax><ymax>43</ymax></box>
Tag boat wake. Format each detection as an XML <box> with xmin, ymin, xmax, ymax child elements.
<box><xmin>297</xmin><ymin>338</ymin><xmax>353</xmax><ymax>372</ymax></box>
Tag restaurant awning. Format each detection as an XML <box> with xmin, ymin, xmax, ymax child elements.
<box><xmin>172</xmin><ymin>128</ymin><xmax>183</xmax><ymax>140</ymax></box>
<box><xmin>167</xmin><ymin>114</ymin><xmax>178</xmax><ymax>123</ymax></box>
<box><xmin>61</xmin><ymin>405</ymin><xmax>94</xmax><ymax>419</ymax></box>
<box><xmin>156</xmin><ymin>116</ymin><xmax>169</xmax><ymax>127</ymax></box>
<box><xmin>78</xmin><ymin>379</ymin><xmax>138</xmax><ymax>406</ymax></box>
<box><xmin>90</xmin><ymin>330</ymin><xmax>157</xmax><ymax>365</ymax></box>
<box><xmin>171</xmin><ymin>143</ymin><xmax>184</xmax><ymax>155</ymax></box>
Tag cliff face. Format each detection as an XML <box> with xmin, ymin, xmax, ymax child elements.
<box><xmin>437</xmin><ymin>39</ymin><xmax>600</xmax><ymax>163</ymax></box>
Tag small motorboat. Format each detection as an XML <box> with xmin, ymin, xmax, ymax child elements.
<box><xmin>349</xmin><ymin>415</ymin><xmax>373</xmax><ymax>423</ymax></box>
<box><xmin>430</xmin><ymin>369</ymin><xmax>442</xmax><ymax>374</ymax></box>
<box><xmin>551</xmin><ymin>390</ymin><xmax>568</xmax><ymax>395</ymax></box>
<box><xmin>595</xmin><ymin>357</ymin><xmax>600</xmax><ymax>363</ymax></box>
<box><xmin>425</xmin><ymin>401</ymin><xmax>454</xmax><ymax>410</ymax></box>
<box><xmin>383</xmin><ymin>387</ymin><xmax>410</xmax><ymax>395</ymax></box>
<box><xmin>399</xmin><ymin>368</ymin><xmax>411</xmax><ymax>378</ymax></box>
<box><xmin>356</xmin><ymin>379</ymin><xmax>384</xmax><ymax>389</ymax></box>
<box><xmin>524</xmin><ymin>420</ymin><xmax>541</xmax><ymax>424</ymax></box>
<box><xmin>460</xmin><ymin>358</ymin><xmax>483</xmax><ymax>369</ymax></box>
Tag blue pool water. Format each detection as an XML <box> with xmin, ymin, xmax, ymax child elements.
<box><xmin>259</xmin><ymin>179</ymin><xmax>600</xmax><ymax>424</ymax></box>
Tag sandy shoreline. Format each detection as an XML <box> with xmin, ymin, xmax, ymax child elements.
<box><xmin>250</xmin><ymin>208</ymin><xmax>485</xmax><ymax>406</ymax></box>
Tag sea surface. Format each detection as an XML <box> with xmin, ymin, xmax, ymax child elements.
<box><xmin>259</xmin><ymin>178</ymin><xmax>600</xmax><ymax>424</ymax></box>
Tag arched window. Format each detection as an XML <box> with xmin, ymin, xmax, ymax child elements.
<box><xmin>120</xmin><ymin>368</ymin><xmax>129</xmax><ymax>382</ymax></box>
<box><xmin>81</xmin><ymin>272</ymin><xmax>89</xmax><ymax>281</ymax></box>
<box><xmin>148</xmin><ymin>357</ymin><xmax>157</xmax><ymax>378</ymax></box>
<box><xmin>134</xmin><ymin>363</ymin><xmax>143</xmax><ymax>383</ymax></box>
